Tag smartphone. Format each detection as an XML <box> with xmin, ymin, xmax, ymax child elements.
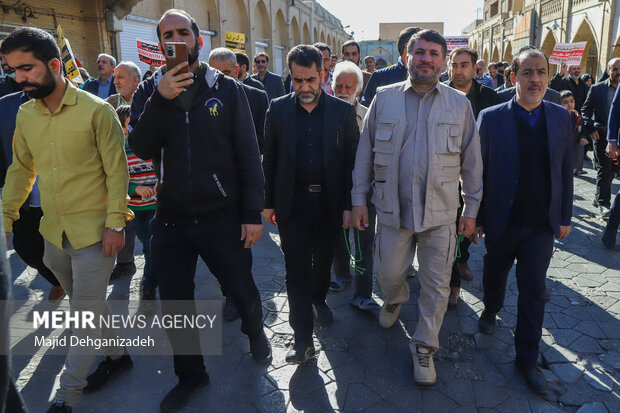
<box><xmin>164</xmin><ymin>42</ymin><xmax>189</xmax><ymax>74</ymax></box>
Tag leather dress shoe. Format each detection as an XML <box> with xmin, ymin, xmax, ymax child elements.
<box><xmin>478</xmin><ymin>310</ymin><xmax>496</xmax><ymax>335</ymax></box>
<box><xmin>249</xmin><ymin>330</ymin><xmax>272</xmax><ymax>364</ymax></box>
<box><xmin>312</xmin><ymin>302</ymin><xmax>333</xmax><ymax>326</ymax></box>
<box><xmin>160</xmin><ymin>374</ymin><xmax>209</xmax><ymax>412</ymax></box>
<box><xmin>515</xmin><ymin>361</ymin><xmax>547</xmax><ymax>395</ymax></box>
<box><xmin>285</xmin><ymin>342</ymin><xmax>316</xmax><ymax>364</ymax></box>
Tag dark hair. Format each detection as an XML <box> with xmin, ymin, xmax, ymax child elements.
<box><xmin>397</xmin><ymin>27</ymin><xmax>422</xmax><ymax>56</ymax></box>
<box><xmin>313</xmin><ymin>42</ymin><xmax>331</xmax><ymax>55</ymax></box>
<box><xmin>116</xmin><ymin>105</ymin><xmax>131</xmax><ymax>127</ymax></box>
<box><xmin>560</xmin><ymin>90</ymin><xmax>574</xmax><ymax>100</ymax></box>
<box><xmin>341</xmin><ymin>40</ymin><xmax>360</xmax><ymax>55</ymax></box>
<box><xmin>504</xmin><ymin>66</ymin><xmax>512</xmax><ymax>77</ymax></box>
<box><xmin>501</xmin><ymin>61</ymin><xmax>509</xmax><ymax>68</ymax></box>
<box><xmin>235</xmin><ymin>52</ymin><xmax>250</xmax><ymax>70</ymax></box>
<box><xmin>488</xmin><ymin>62</ymin><xmax>497</xmax><ymax>69</ymax></box>
<box><xmin>581</xmin><ymin>73</ymin><xmax>593</xmax><ymax>83</ymax></box>
<box><xmin>156</xmin><ymin>9</ymin><xmax>200</xmax><ymax>44</ymax></box>
<box><xmin>287</xmin><ymin>44</ymin><xmax>323</xmax><ymax>73</ymax></box>
<box><xmin>407</xmin><ymin>29</ymin><xmax>447</xmax><ymax>58</ymax></box>
<box><xmin>511</xmin><ymin>45</ymin><xmax>548</xmax><ymax>75</ymax></box>
<box><xmin>0</xmin><ymin>27</ymin><xmax>60</xmax><ymax>64</ymax></box>
<box><xmin>449</xmin><ymin>47</ymin><xmax>478</xmax><ymax>66</ymax></box>
<box><xmin>254</xmin><ymin>52</ymin><xmax>269</xmax><ymax>62</ymax></box>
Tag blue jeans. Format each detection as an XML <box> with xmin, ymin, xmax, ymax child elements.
<box><xmin>128</xmin><ymin>209</ymin><xmax>156</xmax><ymax>292</ymax></box>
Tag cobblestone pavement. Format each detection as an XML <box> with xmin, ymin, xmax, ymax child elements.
<box><xmin>8</xmin><ymin>161</ymin><xmax>620</xmax><ymax>413</ymax></box>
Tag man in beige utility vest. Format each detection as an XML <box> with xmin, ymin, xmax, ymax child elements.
<box><xmin>351</xmin><ymin>29</ymin><xmax>483</xmax><ymax>386</ymax></box>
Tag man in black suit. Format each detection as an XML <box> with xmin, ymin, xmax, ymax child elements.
<box><xmin>235</xmin><ymin>52</ymin><xmax>265</xmax><ymax>91</ymax></box>
<box><xmin>262</xmin><ymin>44</ymin><xmax>359</xmax><ymax>364</ymax></box>
<box><xmin>82</xmin><ymin>53</ymin><xmax>117</xmax><ymax>99</ymax></box>
<box><xmin>581</xmin><ymin>58</ymin><xmax>620</xmax><ymax>218</ymax></box>
<box><xmin>474</xmin><ymin>46</ymin><xmax>573</xmax><ymax>395</ymax></box>
<box><xmin>251</xmin><ymin>52</ymin><xmax>285</xmax><ymax>101</ymax></box>
<box><xmin>549</xmin><ymin>63</ymin><xmax>588</xmax><ymax>112</ymax></box>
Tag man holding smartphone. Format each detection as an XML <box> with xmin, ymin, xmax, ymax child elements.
<box><xmin>127</xmin><ymin>9</ymin><xmax>271</xmax><ymax>413</ymax></box>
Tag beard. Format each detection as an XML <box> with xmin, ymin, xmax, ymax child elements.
<box><xmin>20</xmin><ymin>67</ymin><xmax>56</xmax><ymax>99</ymax></box>
<box><xmin>188</xmin><ymin>41</ymin><xmax>200</xmax><ymax>66</ymax></box>
<box><xmin>337</xmin><ymin>93</ymin><xmax>356</xmax><ymax>105</ymax></box>
<box><xmin>408</xmin><ymin>60</ymin><xmax>442</xmax><ymax>86</ymax></box>
<box><xmin>295</xmin><ymin>87</ymin><xmax>321</xmax><ymax>104</ymax></box>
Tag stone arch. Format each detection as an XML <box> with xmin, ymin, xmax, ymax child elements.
<box><xmin>291</xmin><ymin>16</ymin><xmax>301</xmax><ymax>46</ymax></box>
<box><xmin>541</xmin><ymin>31</ymin><xmax>558</xmax><ymax>75</ymax></box>
<box><xmin>572</xmin><ymin>19</ymin><xmax>599</xmax><ymax>77</ymax></box>
<box><xmin>491</xmin><ymin>44</ymin><xmax>500</xmax><ymax>63</ymax></box>
<box><xmin>303</xmin><ymin>23</ymin><xmax>311</xmax><ymax>44</ymax></box>
<box><xmin>327</xmin><ymin>34</ymin><xmax>332</xmax><ymax>51</ymax></box>
<box><xmin>482</xmin><ymin>47</ymin><xmax>489</xmax><ymax>63</ymax></box>
<box><xmin>320</xmin><ymin>30</ymin><xmax>326</xmax><ymax>44</ymax></box>
<box><xmin>272</xmin><ymin>8</ymin><xmax>288</xmax><ymax>75</ymax></box>
<box><xmin>502</xmin><ymin>42</ymin><xmax>512</xmax><ymax>62</ymax></box>
<box><xmin>185</xmin><ymin>0</ymin><xmax>219</xmax><ymax>50</ymax></box>
<box><xmin>314</xmin><ymin>27</ymin><xmax>319</xmax><ymax>44</ymax></box>
<box><xmin>252</xmin><ymin>0</ymin><xmax>271</xmax><ymax>62</ymax></box>
<box><xmin>220</xmin><ymin>0</ymin><xmax>249</xmax><ymax>52</ymax></box>
<box><xmin>473</xmin><ymin>40</ymin><xmax>479</xmax><ymax>54</ymax></box>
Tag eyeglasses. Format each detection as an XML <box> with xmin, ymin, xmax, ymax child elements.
<box><xmin>255</xmin><ymin>60</ymin><xmax>266</xmax><ymax>64</ymax></box>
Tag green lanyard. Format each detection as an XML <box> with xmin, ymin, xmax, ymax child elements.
<box><xmin>456</xmin><ymin>232</ymin><xmax>464</xmax><ymax>258</ymax></box>
<box><xmin>343</xmin><ymin>228</ymin><xmax>366</xmax><ymax>275</ymax></box>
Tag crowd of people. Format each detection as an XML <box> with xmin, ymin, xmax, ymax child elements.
<box><xmin>0</xmin><ymin>7</ymin><xmax>618</xmax><ymax>413</ymax></box>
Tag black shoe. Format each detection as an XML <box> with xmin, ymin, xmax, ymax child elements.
<box><xmin>138</xmin><ymin>289</ymin><xmax>157</xmax><ymax>315</ymax></box>
<box><xmin>406</xmin><ymin>265</ymin><xmax>417</xmax><ymax>278</ymax></box>
<box><xmin>223</xmin><ymin>296</ymin><xmax>239</xmax><ymax>321</ymax></box>
<box><xmin>285</xmin><ymin>342</ymin><xmax>316</xmax><ymax>364</ymax></box>
<box><xmin>602</xmin><ymin>224</ymin><xmax>617</xmax><ymax>250</ymax></box>
<box><xmin>516</xmin><ymin>361</ymin><xmax>547</xmax><ymax>395</ymax></box>
<box><xmin>249</xmin><ymin>330</ymin><xmax>272</xmax><ymax>364</ymax></box>
<box><xmin>47</xmin><ymin>401</ymin><xmax>72</xmax><ymax>413</ymax></box>
<box><xmin>83</xmin><ymin>353</ymin><xmax>133</xmax><ymax>393</ymax></box>
<box><xmin>593</xmin><ymin>200</ymin><xmax>600</xmax><ymax>208</ymax></box>
<box><xmin>478</xmin><ymin>311</ymin><xmax>496</xmax><ymax>335</ymax></box>
<box><xmin>160</xmin><ymin>374</ymin><xmax>209</xmax><ymax>413</ymax></box>
<box><xmin>312</xmin><ymin>302</ymin><xmax>333</xmax><ymax>326</ymax></box>
<box><xmin>110</xmin><ymin>262</ymin><xmax>136</xmax><ymax>280</ymax></box>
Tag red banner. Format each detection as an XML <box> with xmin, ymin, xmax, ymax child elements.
<box><xmin>549</xmin><ymin>42</ymin><xmax>587</xmax><ymax>66</ymax></box>
<box><xmin>137</xmin><ymin>39</ymin><xmax>165</xmax><ymax>67</ymax></box>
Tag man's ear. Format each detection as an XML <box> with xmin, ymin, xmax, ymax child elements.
<box><xmin>49</xmin><ymin>58</ymin><xmax>62</xmax><ymax>76</ymax></box>
<box><xmin>235</xmin><ymin>65</ymin><xmax>239</xmax><ymax>77</ymax></box>
<box><xmin>198</xmin><ymin>36</ymin><xmax>204</xmax><ymax>51</ymax></box>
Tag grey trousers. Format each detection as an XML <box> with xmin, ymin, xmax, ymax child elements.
<box><xmin>375</xmin><ymin>223</ymin><xmax>456</xmax><ymax>351</ymax></box>
<box><xmin>43</xmin><ymin>235</ymin><xmax>125</xmax><ymax>407</ymax></box>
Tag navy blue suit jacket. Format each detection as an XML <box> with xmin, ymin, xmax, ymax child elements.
<box><xmin>477</xmin><ymin>99</ymin><xmax>574</xmax><ymax>243</ymax></box>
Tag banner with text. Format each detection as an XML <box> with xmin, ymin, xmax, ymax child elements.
<box><xmin>549</xmin><ymin>42</ymin><xmax>587</xmax><ymax>66</ymax></box>
<box><xmin>57</xmin><ymin>25</ymin><xmax>84</xmax><ymax>84</ymax></box>
<box><xmin>225</xmin><ymin>31</ymin><xmax>246</xmax><ymax>53</ymax></box>
<box><xmin>445</xmin><ymin>36</ymin><xmax>469</xmax><ymax>57</ymax></box>
<box><xmin>137</xmin><ymin>39</ymin><xmax>165</xmax><ymax>67</ymax></box>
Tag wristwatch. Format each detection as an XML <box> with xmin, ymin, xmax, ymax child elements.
<box><xmin>107</xmin><ymin>227</ymin><xmax>124</xmax><ymax>232</ymax></box>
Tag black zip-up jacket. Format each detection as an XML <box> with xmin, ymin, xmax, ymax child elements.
<box><xmin>129</xmin><ymin>64</ymin><xmax>264</xmax><ymax>225</ymax></box>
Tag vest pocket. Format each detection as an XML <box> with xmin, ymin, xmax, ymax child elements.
<box><xmin>374</xmin><ymin>123</ymin><xmax>394</xmax><ymax>154</ymax></box>
<box><xmin>436</xmin><ymin>122</ymin><xmax>462</xmax><ymax>154</ymax></box>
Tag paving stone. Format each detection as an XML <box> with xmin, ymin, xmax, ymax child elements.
<box><xmin>575</xmin><ymin>401</ymin><xmax>609</xmax><ymax>413</ymax></box>
<box><xmin>343</xmin><ymin>383</ymin><xmax>382</xmax><ymax>412</ymax></box>
<box><xmin>549</xmin><ymin>362</ymin><xmax>585</xmax><ymax>384</ymax></box>
<box><xmin>569</xmin><ymin>336</ymin><xmax>604</xmax><ymax>354</ymax></box>
<box><xmin>582</xmin><ymin>368</ymin><xmax>614</xmax><ymax>392</ymax></box>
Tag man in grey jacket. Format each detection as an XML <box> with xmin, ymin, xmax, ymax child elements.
<box><xmin>351</xmin><ymin>30</ymin><xmax>483</xmax><ymax>387</ymax></box>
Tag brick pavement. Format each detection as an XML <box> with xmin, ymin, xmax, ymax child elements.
<box><xmin>8</xmin><ymin>161</ymin><xmax>620</xmax><ymax>412</ymax></box>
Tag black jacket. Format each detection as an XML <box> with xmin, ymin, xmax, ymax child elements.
<box><xmin>444</xmin><ymin>79</ymin><xmax>499</xmax><ymax>120</ymax></box>
<box><xmin>82</xmin><ymin>76</ymin><xmax>117</xmax><ymax>98</ymax></box>
<box><xmin>129</xmin><ymin>65</ymin><xmax>264</xmax><ymax>224</ymax></box>
<box><xmin>549</xmin><ymin>74</ymin><xmax>588</xmax><ymax>111</ymax></box>
<box><xmin>242</xmin><ymin>76</ymin><xmax>265</xmax><ymax>91</ymax></box>
<box><xmin>251</xmin><ymin>71</ymin><xmax>285</xmax><ymax>101</ymax></box>
<box><xmin>361</xmin><ymin>61</ymin><xmax>408</xmax><ymax>106</ymax></box>
<box><xmin>497</xmin><ymin>86</ymin><xmax>562</xmax><ymax>105</ymax></box>
<box><xmin>581</xmin><ymin>79</ymin><xmax>614</xmax><ymax>135</ymax></box>
<box><xmin>262</xmin><ymin>92</ymin><xmax>359</xmax><ymax>226</ymax></box>
<box><xmin>241</xmin><ymin>83</ymin><xmax>269</xmax><ymax>151</ymax></box>
<box><xmin>0</xmin><ymin>77</ymin><xmax>22</xmax><ymax>99</ymax></box>
<box><xmin>0</xmin><ymin>91</ymin><xmax>28</xmax><ymax>186</ymax></box>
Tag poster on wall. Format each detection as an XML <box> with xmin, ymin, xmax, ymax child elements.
<box><xmin>57</xmin><ymin>25</ymin><xmax>84</xmax><ymax>84</ymax></box>
<box><xmin>137</xmin><ymin>39</ymin><xmax>165</xmax><ymax>66</ymax></box>
<box><xmin>225</xmin><ymin>32</ymin><xmax>246</xmax><ymax>53</ymax></box>
<box><xmin>549</xmin><ymin>42</ymin><xmax>587</xmax><ymax>66</ymax></box>
<box><xmin>445</xmin><ymin>36</ymin><xmax>469</xmax><ymax>57</ymax></box>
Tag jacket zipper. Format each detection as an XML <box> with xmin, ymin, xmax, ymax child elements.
<box><xmin>185</xmin><ymin>111</ymin><xmax>196</xmax><ymax>218</ymax></box>
<box><xmin>212</xmin><ymin>174</ymin><xmax>228</xmax><ymax>197</ymax></box>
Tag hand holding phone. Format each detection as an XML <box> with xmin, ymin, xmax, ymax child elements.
<box><xmin>157</xmin><ymin>42</ymin><xmax>193</xmax><ymax>100</ymax></box>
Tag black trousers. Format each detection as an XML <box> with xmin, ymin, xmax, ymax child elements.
<box><xmin>332</xmin><ymin>200</ymin><xmax>376</xmax><ymax>298</ymax></box>
<box><xmin>594</xmin><ymin>137</ymin><xmax>619</xmax><ymax>207</ymax></box>
<box><xmin>482</xmin><ymin>223</ymin><xmax>554</xmax><ymax>366</ymax></box>
<box><xmin>278</xmin><ymin>193</ymin><xmax>338</xmax><ymax>344</ymax></box>
<box><xmin>150</xmin><ymin>205</ymin><xmax>264</xmax><ymax>381</ymax></box>
<box><xmin>12</xmin><ymin>205</ymin><xmax>59</xmax><ymax>286</ymax></box>
<box><xmin>450</xmin><ymin>205</ymin><xmax>471</xmax><ymax>288</ymax></box>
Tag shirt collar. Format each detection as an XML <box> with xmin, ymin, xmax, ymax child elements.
<box><xmin>34</xmin><ymin>81</ymin><xmax>78</xmax><ymax>115</ymax></box>
<box><xmin>98</xmin><ymin>76</ymin><xmax>111</xmax><ymax>85</ymax></box>
<box><xmin>513</xmin><ymin>97</ymin><xmax>543</xmax><ymax>120</ymax></box>
<box><xmin>404</xmin><ymin>77</ymin><xmax>441</xmax><ymax>96</ymax></box>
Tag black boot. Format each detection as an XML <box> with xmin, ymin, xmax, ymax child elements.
<box><xmin>478</xmin><ymin>310</ymin><xmax>496</xmax><ymax>335</ymax></box>
<box><xmin>83</xmin><ymin>353</ymin><xmax>133</xmax><ymax>393</ymax></box>
<box><xmin>110</xmin><ymin>262</ymin><xmax>136</xmax><ymax>280</ymax></box>
<box><xmin>516</xmin><ymin>361</ymin><xmax>547</xmax><ymax>395</ymax></box>
<box><xmin>223</xmin><ymin>296</ymin><xmax>240</xmax><ymax>321</ymax></box>
<box><xmin>249</xmin><ymin>330</ymin><xmax>272</xmax><ymax>364</ymax></box>
<box><xmin>46</xmin><ymin>401</ymin><xmax>72</xmax><ymax>413</ymax></box>
<box><xmin>160</xmin><ymin>374</ymin><xmax>209</xmax><ymax>412</ymax></box>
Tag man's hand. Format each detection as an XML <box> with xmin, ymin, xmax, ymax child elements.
<box><xmin>558</xmin><ymin>225</ymin><xmax>571</xmax><ymax>239</ymax></box>
<box><xmin>351</xmin><ymin>205</ymin><xmax>369</xmax><ymax>231</ymax></box>
<box><xmin>135</xmin><ymin>186</ymin><xmax>156</xmax><ymax>199</ymax></box>
<box><xmin>102</xmin><ymin>228</ymin><xmax>125</xmax><ymax>257</ymax></box>
<box><xmin>157</xmin><ymin>62</ymin><xmax>194</xmax><ymax>100</ymax></box>
<box><xmin>241</xmin><ymin>224</ymin><xmax>263</xmax><ymax>248</ymax></box>
<box><xmin>470</xmin><ymin>226</ymin><xmax>484</xmax><ymax>244</ymax></box>
<box><xmin>559</xmin><ymin>63</ymin><xmax>568</xmax><ymax>77</ymax></box>
<box><xmin>5</xmin><ymin>232</ymin><xmax>10</xmax><ymax>248</ymax></box>
<box><xmin>590</xmin><ymin>130</ymin><xmax>600</xmax><ymax>141</ymax></box>
<box><xmin>458</xmin><ymin>216</ymin><xmax>476</xmax><ymax>238</ymax></box>
<box><xmin>263</xmin><ymin>209</ymin><xmax>276</xmax><ymax>225</ymax></box>
<box><xmin>342</xmin><ymin>211</ymin><xmax>352</xmax><ymax>229</ymax></box>
<box><xmin>607</xmin><ymin>141</ymin><xmax>620</xmax><ymax>159</ymax></box>
<box><xmin>580</xmin><ymin>137</ymin><xmax>589</xmax><ymax>146</ymax></box>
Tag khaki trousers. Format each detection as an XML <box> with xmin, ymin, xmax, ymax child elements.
<box><xmin>374</xmin><ymin>223</ymin><xmax>456</xmax><ymax>351</ymax></box>
<box><xmin>43</xmin><ymin>235</ymin><xmax>125</xmax><ymax>407</ymax></box>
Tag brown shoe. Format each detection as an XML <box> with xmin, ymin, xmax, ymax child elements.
<box><xmin>448</xmin><ymin>287</ymin><xmax>460</xmax><ymax>306</ymax></box>
<box><xmin>48</xmin><ymin>285</ymin><xmax>66</xmax><ymax>302</ymax></box>
<box><xmin>457</xmin><ymin>261</ymin><xmax>474</xmax><ymax>281</ymax></box>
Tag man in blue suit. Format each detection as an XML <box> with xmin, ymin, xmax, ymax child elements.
<box><xmin>473</xmin><ymin>46</ymin><xmax>573</xmax><ymax>395</ymax></box>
